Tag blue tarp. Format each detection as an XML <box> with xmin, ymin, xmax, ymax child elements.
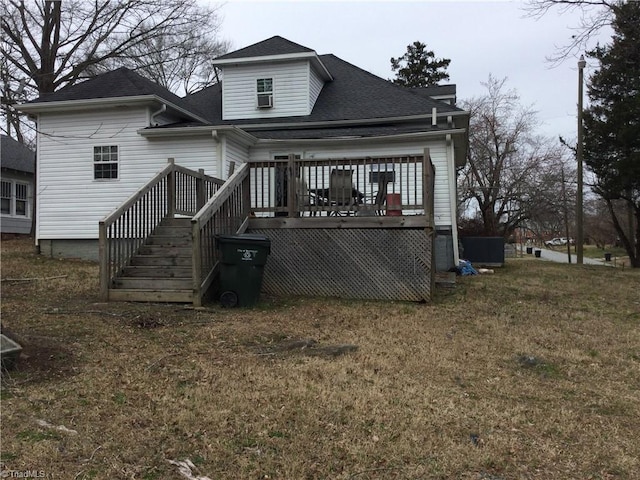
<box><xmin>458</xmin><ymin>259</ymin><xmax>478</xmax><ymax>276</ymax></box>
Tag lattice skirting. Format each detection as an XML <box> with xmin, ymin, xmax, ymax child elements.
<box><xmin>248</xmin><ymin>228</ymin><xmax>434</xmax><ymax>302</ymax></box>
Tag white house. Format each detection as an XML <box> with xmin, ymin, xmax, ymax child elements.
<box><xmin>1</xmin><ymin>135</ymin><xmax>35</xmax><ymax>234</ymax></box>
<box><xmin>18</xmin><ymin>36</ymin><xmax>469</xmax><ymax>300</ymax></box>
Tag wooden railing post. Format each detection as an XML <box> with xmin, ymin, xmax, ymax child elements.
<box><xmin>242</xmin><ymin>164</ymin><xmax>251</xmax><ymax>219</ymax></box>
<box><xmin>99</xmin><ymin>221</ymin><xmax>109</xmax><ymax>300</ymax></box>
<box><xmin>192</xmin><ymin>219</ymin><xmax>202</xmax><ymax>307</ymax></box>
<box><xmin>423</xmin><ymin>147</ymin><xmax>436</xmax><ymax>298</ymax></box>
<box><xmin>196</xmin><ymin>168</ymin><xmax>206</xmax><ymax>211</ymax></box>
<box><xmin>167</xmin><ymin>158</ymin><xmax>176</xmax><ymax>217</ymax></box>
<box><xmin>287</xmin><ymin>153</ymin><xmax>297</xmax><ymax>217</ymax></box>
<box><xmin>423</xmin><ymin>148</ymin><xmax>434</xmax><ymax>226</ymax></box>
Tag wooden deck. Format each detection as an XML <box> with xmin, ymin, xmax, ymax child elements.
<box><xmin>99</xmin><ymin>150</ymin><xmax>440</xmax><ymax>304</ymax></box>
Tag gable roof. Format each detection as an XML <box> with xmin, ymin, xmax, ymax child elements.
<box><xmin>1</xmin><ymin>135</ymin><xmax>35</xmax><ymax>174</ymax></box>
<box><xmin>215</xmin><ymin>35</ymin><xmax>314</xmax><ymax>60</ymax></box>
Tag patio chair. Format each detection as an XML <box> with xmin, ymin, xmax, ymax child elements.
<box><xmin>295</xmin><ymin>173</ymin><xmax>311</xmax><ymax>216</ymax></box>
<box><xmin>373</xmin><ymin>172</ymin><xmax>393</xmax><ymax>215</ymax></box>
<box><xmin>329</xmin><ymin>169</ymin><xmax>356</xmax><ymax>216</ymax></box>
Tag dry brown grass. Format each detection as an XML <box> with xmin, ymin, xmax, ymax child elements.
<box><xmin>1</xmin><ymin>235</ymin><xmax>639</xmax><ymax>480</ymax></box>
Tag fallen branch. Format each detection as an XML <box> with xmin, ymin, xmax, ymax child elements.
<box><xmin>36</xmin><ymin>419</ymin><xmax>78</xmax><ymax>435</ymax></box>
<box><xmin>44</xmin><ymin>309</ymin><xmax>125</xmax><ymax>317</ymax></box>
<box><xmin>2</xmin><ymin>275</ymin><xmax>67</xmax><ymax>283</ymax></box>
<box><xmin>145</xmin><ymin>353</ymin><xmax>182</xmax><ymax>371</ymax></box>
<box><xmin>167</xmin><ymin>459</ymin><xmax>212</xmax><ymax>480</ymax></box>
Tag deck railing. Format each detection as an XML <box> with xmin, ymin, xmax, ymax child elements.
<box><xmin>248</xmin><ymin>149</ymin><xmax>434</xmax><ymax>219</ymax></box>
<box><xmin>99</xmin><ymin>159</ymin><xmax>224</xmax><ymax>300</ymax></box>
<box><xmin>191</xmin><ymin>162</ymin><xmax>251</xmax><ymax>306</ymax></box>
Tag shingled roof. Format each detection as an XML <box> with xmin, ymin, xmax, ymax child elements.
<box><xmin>184</xmin><ymin>53</ymin><xmax>463</xmax><ymax>127</ymax></box>
<box><xmin>1</xmin><ymin>135</ymin><xmax>35</xmax><ymax>174</ymax></box>
<box><xmin>25</xmin><ymin>67</ymin><xmax>200</xmax><ymax>116</ymax></box>
<box><xmin>21</xmin><ymin>36</ymin><xmax>466</xmax><ymax>142</ymax></box>
<box><xmin>215</xmin><ymin>35</ymin><xmax>315</xmax><ymax>60</ymax></box>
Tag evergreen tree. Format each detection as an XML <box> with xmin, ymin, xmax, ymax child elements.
<box><xmin>390</xmin><ymin>41</ymin><xmax>450</xmax><ymax>87</ymax></box>
<box><xmin>583</xmin><ymin>1</ymin><xmax>640</xmax><ymax>267</ymax></box>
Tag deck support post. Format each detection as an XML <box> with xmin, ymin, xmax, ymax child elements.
<box><xmin>423</xmin><ymin>147</ymin><xmax>436</xmax><ymax>295</ymax></box>
<box><xmin>423</xmin><ymin>148</ymin><xmax>434</xmax><ymax>226</ymax></box>
<box><xmin>192</xmin><ymin>219</ymin><xmax>202</xmax><ymax>307</ymax></box>
<box><xmin>99</xmin><ymin>221</ymin><xmax>109</xmax><ymax>300</ymax></box>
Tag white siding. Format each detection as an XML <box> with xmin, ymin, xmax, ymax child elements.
<box><xmin>222</xmin><ymin>135</ymin><xmax>250</xmax><ymax>178</ymax></box>
<box><xmin>309</xmin><ymin>64</ymin><xmax>325</xmax><ymax>111</ymax></box>
<box><xmin>37</xmin><ymin>108</ymin><xmax>218</xmax><ymax>240</ymax></box>
<box><xmin>222</xmin><ymin>61</ymin><xmax>311</xmax><ymax>120</ymax></box>
<box><xmin>249</xmin><ymin>139</ymin><xmax>454</xmax><ymax>227</ymax></box>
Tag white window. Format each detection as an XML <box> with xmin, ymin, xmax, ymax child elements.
<box><xmin>257</xmin><ymin>78</ymin><xmax>273</xmax><ymax>108</ymax></box>
<box><xmin>15</xmin><ymin>183</ymin><xmax>28</xmax><ymax>216</ymax></box>
<box><xmin>94</xmin><ymin>145</ymin><xmax>118</xmax><ymax>180</ymax></box>
<box><xmin>1</xmin><ymin>180</ymin><xmax>30</xmax><ymax>217</ymax></box>
<box><xmin>1</xmin><ymin>181</ymin><xmax>11</xmax><ymax>215</ymax></box>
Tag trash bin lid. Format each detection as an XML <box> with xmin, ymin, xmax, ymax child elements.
<box><xmin>216</xmin><ymin>234</ymin><xmax>271</xmax><ymax>248</ymax></box>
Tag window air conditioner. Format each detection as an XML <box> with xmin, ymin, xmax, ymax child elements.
<box><xmin>257</xmin><ymin>94</ymin><xmax>273</xmax><ymax>108</ymax></box>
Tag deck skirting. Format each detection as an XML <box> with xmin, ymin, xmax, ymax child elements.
<box><xmin>248</xmin><ymin>227</ymin><xmax>434</xmax><ymax>302</ymax></box>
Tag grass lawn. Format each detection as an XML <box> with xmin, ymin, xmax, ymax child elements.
<box><xmin>582</xmin><ymin>245</ymin><xmax>629</xmax><ymax>260</ymax></box>
<box><xmin>1</xmin><ymin>235</ymin><xmax>639</xmax><ymax>479</ymax></box>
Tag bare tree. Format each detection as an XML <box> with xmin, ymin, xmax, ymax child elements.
<box><xmin>523</xmin><ymin>0</ymin><xmax>617</xmax><ymax>65</ymax></box>
<box><xmin>584</xmin><ymin>196</ymin><xmax>618</xmax><ymax>249</ymax></box>
<box><xmin>0</xmin><ymin>0</ymin><xmax>228</xmax><ymax>140</ymax></box>
<box><xmin>458</xmin><ymin>76</ymin><xmax>568</xmax><ymax>238</ymax></box>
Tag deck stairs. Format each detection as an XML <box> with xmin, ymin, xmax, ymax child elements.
<box><xmin>108</xmin><ymin>217</ymin><xmax>196</xmax><ymax>303</ymax></box>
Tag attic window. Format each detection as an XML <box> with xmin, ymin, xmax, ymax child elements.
<box><xmin>257</xmin><ymin>78</ymin><xmax>273</xmax><ymax>108</ymax></box>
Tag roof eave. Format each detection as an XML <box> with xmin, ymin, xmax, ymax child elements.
<box><xmin>235</xmin><ymin>110</ymin><xmax>469</xmax><ymax>131</ymax></box>
<box><xmin>138</xmin><ymin>125</ymin><xmax>257</xmax><ymax>146</ymax></box>
<box><xmin>17</xmin><ymin>95</ymin><xmax>158</xmax><ymax>113</ymax></box>
<box><xmin>17</xmin><ymin>95</ymin><xmax>209</xmax><ymax>124</ymax></box>
<box><xmin>213</xmin><ymin>51</ymin><xmax>333</xmax><ymax>81</ymax></box>
<box><xmin>254</xmin><ymin>127</ymin><xmax>468</xmax><ymax>146</ymax></box>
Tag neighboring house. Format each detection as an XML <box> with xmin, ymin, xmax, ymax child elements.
<box><xmin>17</xmin><ymin>36</ymin><xmax>469</xmax><ymax>303</ymax></box>
<box><xmin>0</xmin><ymin>135</ymin><xmax>35</xmax><ymax>234</ymax></box>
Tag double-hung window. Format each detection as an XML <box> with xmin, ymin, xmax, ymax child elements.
<box><xmin>257</xmin><ymin>78</ymin><xmax>273</xmax><ymax>108</ymax></box>
<box><xmin>1</xmin><ymin>180</ymin><xmax>30</xmax><ymax>217</ymax></box>
<box><xmin>94</xmin><ymin>145</ymin><xmax>118</xmax><ymax>180</ymax></box>
<box><xmin>1</xmin><ymin>181</ymin><xmax>11</xmax><ymax>215</ymax></box>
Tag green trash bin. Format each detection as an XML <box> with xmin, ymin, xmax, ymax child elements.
<box><xmin>216</xmin><ymin>234</ymin><xmax>271</xmax><ymax>307</ymax></box>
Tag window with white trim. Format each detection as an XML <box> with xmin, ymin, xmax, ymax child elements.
<box><xmin>257</xmin><ymin>78</ymin><xmax>273</xmax><ymax>108</ymax></box>
<box><xmin>1</xmin><ymin>179</ymin><xmax>30</xmax><ymax>217</ymax></box>
<box><xmin>1</xmin><ymin>181</ymin><xmax>11</xmax><ymax>215</ymax></box>
<box><xmin>94</xmin><ymin>145</ymin><xmax>118</xmax><ymax>180</ymax></box>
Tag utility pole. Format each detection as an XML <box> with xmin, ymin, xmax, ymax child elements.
<box><xmin>576</xmin><ymin>55</ymin><xmax>586</xmax><ymax>264</ymax></box>
<box><xmin>561</xmin><ymin>166</ymin><xmax>572</xmax><ymax>264</ymax></box>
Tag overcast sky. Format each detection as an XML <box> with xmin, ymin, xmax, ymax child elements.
<box><xmin>213</xmin><ymin>0</ymin><xmax>613</xmax><ymax>141</ymax></box>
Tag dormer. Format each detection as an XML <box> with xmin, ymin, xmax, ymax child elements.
<box><xmin>212</xmin><ymin>36</ymin><xmax>333</xmax><ymax>120</ymax></box>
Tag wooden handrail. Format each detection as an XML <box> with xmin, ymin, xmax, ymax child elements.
<box><xmin>99</xmin><ymin>160</ymin><xmax>225</xmax><ymax>301</ymax></box>
<box><xmin>101</xmin><ymin>162</ymin><xmax>174</xmax><ymax>228</ymax></box>
<box><xmin>248</xmin><ymin>154</ymin><xmax>428</xmax><ymax>218</ymax></box>
<box><xmin>191</xmin><ymin>162</ymin><xmax>250</xmax><ymax>306</ymax></box>
<box><xmin>192</xmin><ymin>163</ymin><xmax>249</xmax><ymax>227</ymax></box>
